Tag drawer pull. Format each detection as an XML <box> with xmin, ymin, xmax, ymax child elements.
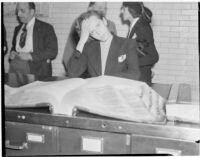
<box><xmin>5</xmin><ymin>140</ymin><xmax>28</xmax><ymax>150</ymax></box>
<box><xmin>26</xmin><ymin>133</ymin><xmax>44</xmax><ymax>143</ymax></box>
<box><xmin>81</xmin><ymin>136</ymin><xmax>103</xmax><ymax>153</ymax></box>
<box><xmin>156</xmin><ymin>147</ymin><xmax>181</xmax><ymax>155</ymax></box>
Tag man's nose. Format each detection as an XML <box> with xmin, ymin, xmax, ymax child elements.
<box><xmin>17</xmin><ymin>11</ymin><xmax>22</xmax><ymax>17</ymax></box>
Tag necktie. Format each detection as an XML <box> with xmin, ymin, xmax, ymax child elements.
<box><xmin>19</xmin><ymin>24</ymin><xmax>27</xmax><ymax>48</ymax></box>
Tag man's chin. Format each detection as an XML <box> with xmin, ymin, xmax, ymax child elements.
<box><xmin>19</xmin><ymin>18</ymin><xmax>25</xmax><ymax>23</ymax></box>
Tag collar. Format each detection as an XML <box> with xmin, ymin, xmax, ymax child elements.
<box><xmin>24</xmin><ymin>17</ymin><xmax>36</xmax><ymax>28</ymax></box>
<box><xmin>129</xmin><ymin>17</ymin><xmax>140</xmax><ymax>31</ymax></box>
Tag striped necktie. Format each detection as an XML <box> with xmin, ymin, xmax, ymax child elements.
<box><xmin>19</xmin><ymin>24</ymin><xmax>27</xmax><ymax>48</ymax></box>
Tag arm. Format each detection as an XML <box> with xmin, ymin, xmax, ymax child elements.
<box><xmin>9</xmin><ymin>27</ymin><xmax>20</xmax><ymax>60</ymax></box>
<box><xmin>10</xmin><ymin>27</ymin><xmax>19</xmax><ymax>52</ymax></box>
<box><xmin>31</xmin><ymin>24</ymin><xmax>58</xmax><ymax>61</ymax></box>
<box><xmin>66</xmin><ymin>47</ymin><xmax>88</xmax><ymax>78</ymax></box>
<box><xmin>63</xmin><ymin>21</ymin><xmax>79</xmax><ymax>69</ymax></box>
<box><xmin>136</xmin><ymin>25</ymin><xmax>159</xmax><ymax>66</ymax></box>
<box><xmin>110</xmin><ymin>39</ymin><xmax>140</xmax><ymax>80</ymax></box>
<box><xmin>108</xmin><ymin>20</ymin><xmax>117</xmax><ymax>35</ymax></box>
<box><xmin>3</xmin><ymin>24</ymin><xmax>8</xmax><ymax>54</ymax></box>
<box><xmin>66</xmin><ymin>19</ymin><xmax>90</xmax><ymax>78</ymax></box>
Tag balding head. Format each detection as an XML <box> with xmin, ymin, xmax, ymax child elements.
<box><xmin>88</xmin><ymin>2</ymin><xmax>107</xmax><ymax>16</ymax></box>
<box><xmin>16</xmin><ymin>2</ymin><xmax>35</xmax><ymax>24</ymax></box>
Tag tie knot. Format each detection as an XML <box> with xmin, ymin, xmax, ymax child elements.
<box><xmin>22</xmin><ymin>24</ymin><xmax>27</xmax><ymax>31</ymax></box>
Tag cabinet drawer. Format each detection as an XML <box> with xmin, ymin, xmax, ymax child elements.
<box><xmin>58</xmin><ymin>127</ymin><xmax>131</xmax><ymax>154</ymax></box>
<box><xmin>131</xmin><ymin>135</ymin><xmax>199</xmax><ymax>155</ymax></box>
<box><xmin>5</xmin><ymin>121</ymin><xmax>58</xmax><ymax>156</ymax></box>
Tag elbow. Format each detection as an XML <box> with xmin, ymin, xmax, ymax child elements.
<box><xmin>135</xmin><ymin>70</ymin><xmax>141</xmax><ymax>81</ymax></box>
<box><xmin>51</xmin><ymin>43</ymin><xmax>58</xmax><ymax>60</ymax></box>
<box><xmin>66</xmin><ymin>62</ymin><xmax>82</xmax><ymax>78</ymax></box>
<box><xmin>66</xmin><ymin>68</ymin><xmax>79</xmax><ymax>78</ymax></box>
<box><xmin>154</xmin><ymin>53</ymin><xmax>159</xmax><ymax>63</ymax></box>
<box><xmin>52</xmin><ymin>49</ymin><xmax>58</xmax><ymax>60</ymax></box>
<box><xmin>153</xmin><ymin>48</ymin><xmax>159</xmax><ymax>63</ymax></box>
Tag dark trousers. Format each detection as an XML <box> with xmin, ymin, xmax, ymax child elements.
<box><xmin>9</xmin><ymin>58</ymin><xmax>30</xmax><ymax>74</ymax></box>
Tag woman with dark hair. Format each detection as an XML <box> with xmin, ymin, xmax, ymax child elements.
<box><xmin>121</xmin><ymin>2</ymin><xmax>159</xmax><ymax>86</ymax></box>
<box><xmin>67</xmin><ymin>10</ymin><xmax>140</xmax><ymax>80</ymax></box>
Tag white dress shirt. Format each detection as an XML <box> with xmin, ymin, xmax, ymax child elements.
<box><xmin>100</xmin><ymin>35</ymin><xmax>113</xmax><ymax>75</ymax></box>
<box><xmin>16</xmin><ymin>17</ymin><xmax>35</xmax><ymax>53</ymax></box>
<box><xmin>127</xmin><ymin>17</ymin><xmax>140</xmax><ymax>38</ymax></box>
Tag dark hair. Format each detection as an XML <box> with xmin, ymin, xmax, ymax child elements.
<box><xmin>88</xmin><ymin>2</ymin><xmax>95</xmax><ymax>7</ymax></box>
<box><xmin>75</xmin><ymin>10</ymin><xmax>105</xmax><ymax>35</ymax></box>
<box><xmin>140</xmin><ymin>3</ymin><xmax>152</xmax><ymax>23</ymax></box>
<box><xmin>122</xmin><ymin>2</ymin><xmax>142</xmax><ymax>18</ymax></box>
<box><xmin>122</xmin><ymin>2</ymin><xmax>152</xmax><ymax>23</ymax></box>
<box><xmin>28</xmin><ymin>2</ymin><xmax>35</xmax><ymax>10</ymax></box>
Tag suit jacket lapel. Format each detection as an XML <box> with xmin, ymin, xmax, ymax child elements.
<box><xmin>89</xmin><ymin>41</ymin><xmax>102</xmax><ymax>75</ymax></box>
<box><xmin>104</xmin><ymin>35</ymin><xmax>118</xmax><ymax>74</ymax></box>
<box><xmin>128</xmin><ymin>27</ymin><xmax>136</xmax><ymax>39</ymax></box>
<box><xmin>128</xmin><ymin>18</ymin><xmax>141</xmax><ymax>39</ymax></box>
<box><xmin>33</xmin><ymin>19</ymin><xmax>40</xmax><ymax>52</ymax></box>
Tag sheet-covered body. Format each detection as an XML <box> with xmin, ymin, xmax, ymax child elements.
<box><xmin>5</xmin><ymin>76</ymin><xmax>166</xmax><ymax>124</ymax></box>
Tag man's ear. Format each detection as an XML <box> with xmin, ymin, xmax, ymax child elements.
<box><xmin>102</xmin><ymin>17</ymin><xmax>108</xmax><ymax>26</ymax></box>
<box><xmin>30</xmin><ymin>9</ymin><xmax>35</xmax><ymax>17</ymax></box>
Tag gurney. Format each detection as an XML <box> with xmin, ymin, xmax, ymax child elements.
<box><xmin>4</xmin><ymin>73</ymin><xmax>200</xmax><ymax>156</ymax></box>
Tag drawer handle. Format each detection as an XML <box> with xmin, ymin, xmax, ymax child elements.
<box><xmin>81</xmin><ymin>136</ymin><xmax>103</xmax><ymax>153</ymax></box>
<box><xmin>155</xmin><ymin>147</ymin><xmax>181</xmax><ymax>155</ymax></box>
<box><xmin>5</xmin><ymin>140</ymin><xmax>28</xmax><ymax>150</ymax></box>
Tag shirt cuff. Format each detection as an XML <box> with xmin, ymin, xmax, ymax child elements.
<box><xmin>74</xmin><ymin>49</ymin><xmax>82</xmax><ymax>58</ymax></box>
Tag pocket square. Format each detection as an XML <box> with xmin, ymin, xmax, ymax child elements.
<box><xmin>118</xmin><ymin>54</ymin><xmax>126</xmax><ymax>63</ymax></box>
<box><xmin>132</xmin><ymin>33</ymin><xmax>137</xmax><ymax>39</ymax></box>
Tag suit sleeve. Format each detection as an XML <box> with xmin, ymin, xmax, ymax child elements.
<box><xmin>110</xmin><ymin>39</ymin><xmax>140</xmax><ymax>80</ymax></box>
<box><xmin>10</xmin><ymin>27</ymin><xmax>20</xmax><ymax>52</ymax></box>
<box><xmin>66</xmin><ymin>45</ymin><xmax>88</xmax><ymax>78</ymax></box>
<box><xmin>63</xmin><ymin>21</ymin><xmax>79</xmax><ymax>69</ymax></box>
<box><xmin>136</xmin><ymin>25</ymin><xmax>159</xmax><ymax>66</ymax></box>
<box><xmin>31</xmin><ymin>24</ymin><xmax>58</xmax><ymax>61</ymax></box>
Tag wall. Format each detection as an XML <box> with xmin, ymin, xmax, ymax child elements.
<box><xmin>3</xmin><ymin>2</ymin><xmax>199</xmax><ymax>102</ymax></box>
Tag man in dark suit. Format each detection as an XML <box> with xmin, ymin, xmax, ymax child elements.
<box><xmin>121</xmin><ymin>2</ymin><xmax>159</xmax><ymax>86</ymax></box>
<box><xmin>9</xmin><ymin>2</ymin><xmax>58</xmax><ymax>77</ymax></box>
<box><xmin>67</xmin><ymin>11</ymin><xmax>140</xmax><ymax>81</ymax></box>
<box><xmin>63</xmin><ymin>2</ymin><xmax>117</xmax><ymax>78</ymax></box>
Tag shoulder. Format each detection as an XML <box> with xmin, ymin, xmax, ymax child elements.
<box><xmin>114</xmin><ymin>36</ymin><xmax>137</xmax><ymax>46</ymax></box>
<box><xmin>35</xmin><ymin>19</ymin><xmax>54</xmax><ymax>29</ymax></box>
<box><xmin>15</xmin><ymin>24</ymin><xmax>22</xmax><ymax>30</ymax></box>
<box><xmin>107</xmin><ymin>19</ymin><xmax>116</xmax><ymax>27</ymax></box>
<box><xmin>84</xmin><ymin>39</ymin><xmax>99</xmax><ymax>49</ymax></box>
<box><xmin>135</xmin><ymin>19</ymin><xmax>151</xmax><ymax>30</ymax></box>
<box><xmin>13</xmin><ymin>24</ymin><xmax>22</xmax><ymax>35</ymax></box>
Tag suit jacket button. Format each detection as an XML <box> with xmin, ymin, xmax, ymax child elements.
<box><xmin>47</xmin><ymin>59</ymin><xmax>50</xmax><ymax>63</ymax></box>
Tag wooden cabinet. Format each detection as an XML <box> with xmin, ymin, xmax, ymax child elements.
<box><xmin>5</xmin><ymin>121</ymin><xmax>58</xmax><ymax>156</ymax></box>
<box><xmin>5</xmin><ymin>109</ymin><xmax>200</xmax><ymax>156</ymax></box>
<box><xmin>131</xmin><ymin>134</ymin><xmax>199</xmax><ymax>155</ymax></box>
<box><xmin>58</xmin><ymin>127</ymin><xmax>130</xmax><ymax>154</ymax></box>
